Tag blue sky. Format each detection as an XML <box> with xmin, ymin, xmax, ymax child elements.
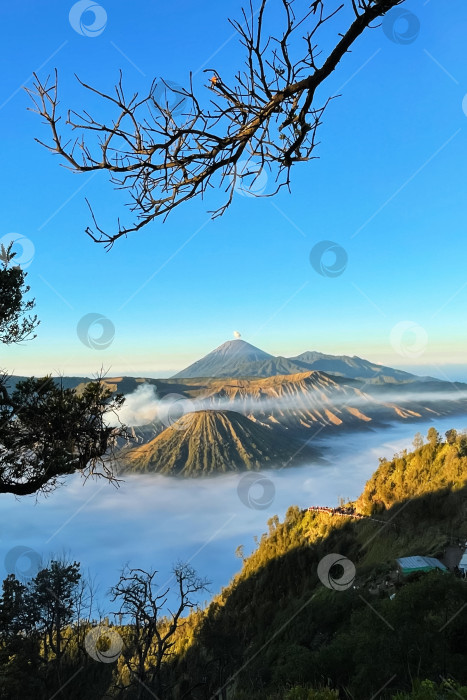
<box><xmin>2</xmin><ymin>0</ymin><xmax>467</xmax><ymax>379</ymax></box>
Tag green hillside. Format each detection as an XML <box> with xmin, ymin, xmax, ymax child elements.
<box><xmin>4</xmin><ymin>429</ymin><xmax>467</xmax><ymax>699</ymax></box>
<box><xmin>357</xmin><ymin>427</ymin><xmax>467</xmax><ymax>514</ymax></box>
<box><xmin>165</xmin><ymin>428</ymin><xmax>467</xmax><ymax>698</ymax></box>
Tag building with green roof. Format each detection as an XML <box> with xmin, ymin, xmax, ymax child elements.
<box><xmin>396</xmin><ymin>556</ymin><xmax>447</xmax><ymax>576</ymax></box>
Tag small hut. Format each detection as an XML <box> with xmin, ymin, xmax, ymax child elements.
<box><xmin>396</xmin><ymin>556</ymin><xmax>447</xmax><ymax>576</ymax></box>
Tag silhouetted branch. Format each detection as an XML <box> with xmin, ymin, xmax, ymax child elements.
<box><xmin>28</xmin><ymin>0</ymin><xmax>403</xmax><ymax>246</ymax></box>
<box><xmin>0</xmin><ymin>374</ymin><xmax>128</xmax><ymax>496</ymax></box>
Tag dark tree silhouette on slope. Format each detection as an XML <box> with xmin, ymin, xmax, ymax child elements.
<box><xmin>110</xmin><ymin>563</ymin><xmax>209</xmax><ymax>698</ymax></box>
<box><xmin>0</xmin><ymin>243</ymin><xmax>127</xmax><ymax>495</ymax></box>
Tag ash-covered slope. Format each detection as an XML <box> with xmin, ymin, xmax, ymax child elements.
<box><xmin>122</xmin><ymin>409</ymin><xmax>315</xmax><ymax>477</ymax></box>
<box><xmin>196</xmin><ymin>371</ymin><xmax>428</xmax><ymax>430</ymax></box>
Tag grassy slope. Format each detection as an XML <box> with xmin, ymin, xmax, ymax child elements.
<box><xmin>166</xmin><ymin>433</ymin><xmax>467</xmax><ymax>698</ymax></box>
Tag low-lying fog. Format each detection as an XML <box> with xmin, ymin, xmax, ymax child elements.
<box><xmin>1</xmin><ymin>415</ymin><xmax>465</xmax><ymax>613</ymax></box>
<box><xmin>115</xmin><ymin>383</ymin><xmax>467</xmax><ymax>427</ymax></box>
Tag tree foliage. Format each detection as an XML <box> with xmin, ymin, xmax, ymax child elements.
<box><xmin>0</xmin><ymin>559</ymin><xmax>209</xmax><ymax>699</ymax></box>
<box><xmin>357</xmin><ymin>428</ymin><xmax>467</xmax><ymax>514</ymax></box>
<box><xmin>427</xmin><ymin>426</ymin><xmax>440</xmax><ymax>447</ymax></box>
<box><xmin>32</xmin><ymin>560</ymin><xmax>81</xmax><ymax>664</ymax></box>
<box><xmin>0</xmin><ymin>240</ymin><xmax>128</xmax><ymax>495</ymax></box>
<box><xmin>0</xmin><ymin>377</ymin><xmax>126</xmax><ymax>495</ymax></box>
<box><xmin>0</xmin><ymin>242</ymin><xmax>38</xmax><ymax>344</ymax></box>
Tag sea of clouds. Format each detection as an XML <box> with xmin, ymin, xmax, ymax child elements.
<box><xmin>1</xmin><ymin>415</ymin><xmax>465</xmax><ymax>614</ymax></box>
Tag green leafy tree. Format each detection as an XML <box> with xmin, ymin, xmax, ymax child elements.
<box><xmin>285</xmin><ymin>688</ymin><xmax>339</xmax><ymax>700</ymax></box>
<box><xmin>412</xmin><ymin>432</ymin><xmax>424</xmax><ymax>450</ymax></box>
<box><xmin>235</xmin><ymin>544</ymin><xmax>245</xmax><ymax>561</ymax></box>
<box><xmin>0</xmin><ymin>574</ymin><xmax>42</xmax><ymax>696</ymax></box>
<box><xmin>0</xmin><ymin>574</ymin><xmax>37</xmax><ymax>637</ymax></box>
<box><xmin>0</xmin><ymin>563</ymin><xmax>125</xmax><ymax>700</ymax></box>
<box><xmin>427</xmin><ymin>427</ymin><xmax>440</xmax><ymax>447</ymax></box>
<box><xmin>0</xmin><ymin>242</ymin><xmax>127</xmax><ymax>495</ymax></box>
<box><xmin>32</xmin><ymin>560</ymin><xmax>81</xmax><ymax>666</ymax></box>
<box><xmin>445</xmin><ymin>428</ymin><xmax>458</xmax><ymax>445</ymax></box>
<box><xmin>0</xmin><ymin>242</ymin><xmax>38</xmax><ymax>344</ymax></box>
<box><xmin>459</xmin><ymin>435</ymin><xmax>467</xmax><ymax>458</ymax></box>
<box><xmin>392</xmin><ymin>679</ymin><xmax>467</xmax><ymax>699</ymax></box>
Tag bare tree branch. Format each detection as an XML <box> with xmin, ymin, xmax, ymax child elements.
<box><xmin>110</xmin><ymin>563</ymin><xmax>209</xmax><ymax>697</ymax></box>
<box><xmin>27</xmin><ymin>0</ymin><xmax>403</xmax><ymax>247</ymax></box>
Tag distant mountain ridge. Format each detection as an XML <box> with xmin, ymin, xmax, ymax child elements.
<box><xmin>5</xmin><ymin>341</ymin><xmax>438</xmax><ymax>390</ymax></box>
<box><xmin>173</xmin><ymin>339</ymin><xmax>433</xmax><ymax>383</ymax></box>
<box><xmin>173</xmin><ymin>340</ymin><xmax>273</xmax><ymax>379</ymax></box>
<box><xmin>288</xmin><ymin>351</ymin><xmax>419</xmax><ymax>382</ymax></box>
